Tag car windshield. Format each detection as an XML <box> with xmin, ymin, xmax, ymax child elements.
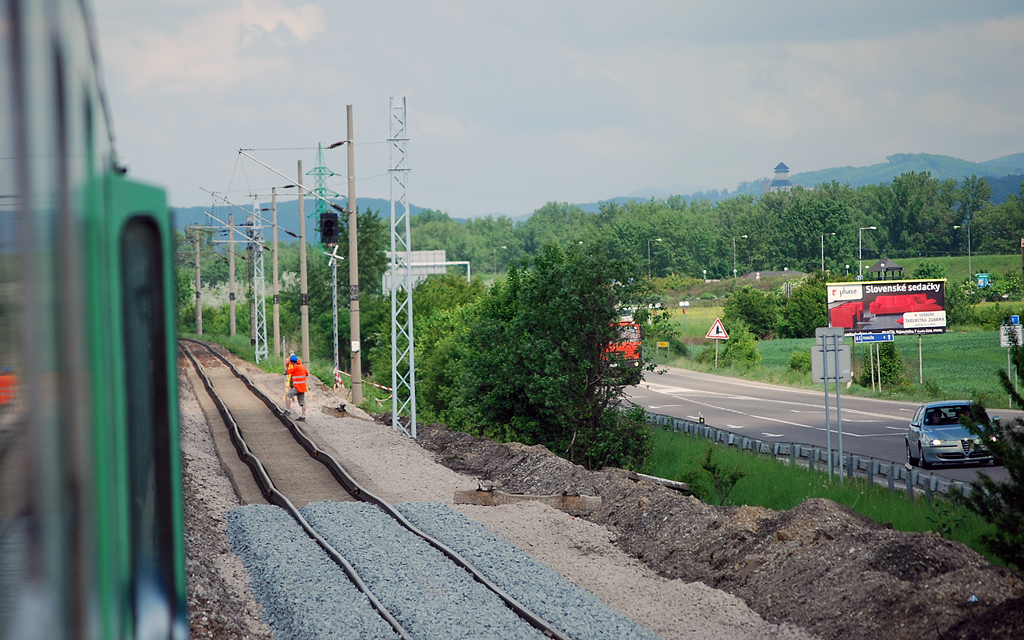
<box><xmin>924</xmin><ymin>405</ymin><xmax>972</xmax><ymax>426</ymax></box>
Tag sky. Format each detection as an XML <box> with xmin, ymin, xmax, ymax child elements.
<box><xmin>91</xmin><ymin>1</ymin><xmax>1024</xmax><ymax>218</ymax></box>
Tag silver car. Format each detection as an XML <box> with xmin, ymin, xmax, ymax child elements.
<box><xmin>906</xmin><ymin>400</ymin><xmax>995</xmax><ymax>468</ymax></box>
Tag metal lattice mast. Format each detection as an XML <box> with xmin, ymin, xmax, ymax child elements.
<box><xmin>306</xmin><ymin>144</ymin><xmax>342</xmax><ymax>374</ymax></box>
<box><xmin>389</xmin><ymin>96</ymin><xmax>416</xmax><ymax>437</ymax></box>
<box><xmin>308</xmin><ymin>143</ymin><xmax>339</xmax><ymax>218</ymax></box>
<box><xmin>251</xmin><ymin>201</ymin><xmax>269</xmax><ymax>363</ymax></box>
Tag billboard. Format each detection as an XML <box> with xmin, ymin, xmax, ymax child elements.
<box><xmin>826</xmin><ymin>279</ymin><xmax>946</xmax><ymax>335</ymax></box>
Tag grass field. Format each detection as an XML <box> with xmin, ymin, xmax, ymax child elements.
<box><xmin>643</xmin><ymin>428</ymin><xmax>998</xmax><ymax>562</ymax></box>
<box><xmin>652</xmin><ymin>305</ymin><xmax>1022</xmax><ymax>407</ymax></box>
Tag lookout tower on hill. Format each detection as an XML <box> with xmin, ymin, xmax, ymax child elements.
<box><xmin>767</xmin><ymin>162</ymin><xmax>793</xmax><ymax>193</ymax></box>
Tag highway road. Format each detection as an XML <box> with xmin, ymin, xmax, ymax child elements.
<box><xmin>628</xmin><ymin>366</ymin><xmax>1016</xmax><ymax>485</ymax></box>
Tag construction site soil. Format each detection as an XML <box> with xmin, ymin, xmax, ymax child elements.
<box><xmin>406</xmin><ymin>418</ymin><xmax>1024</xmax><ymax>640</ymax></box>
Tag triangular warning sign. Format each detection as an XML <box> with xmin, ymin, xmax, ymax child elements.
<box><xmin>705</xmin><ymin>317</ymin><xmax>729</xmax><ymax>340</ymax></box>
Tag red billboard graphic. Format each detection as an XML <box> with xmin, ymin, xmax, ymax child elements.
<box><xmin>826</xmin><ymin>279</ymin><xmax>946</xmax><ymax>335</ymax></box>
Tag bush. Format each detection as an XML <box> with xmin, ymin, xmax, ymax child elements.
<box><xmin>855</xmin><ymin>341</ymin><xmax>908</xmax><ymax>389</ymax></box>
<box><xmin>787</xmin><ymin>350</ymin><xmax>812</xmax><ymax>373</ymax></box>
<box><xmin>723</xmin><ymin>286</ymin><xmax>780</xmax><ymax>339</ymax></box>
<box><xmin>697</xmin><ymin>321</ymin><xmax>761</xmax><ymax>369</ymax></box>
<box><xmin>963</xmin><ymin>346</ymin><xmax>1024</xmax><ymax>569</ymax></box>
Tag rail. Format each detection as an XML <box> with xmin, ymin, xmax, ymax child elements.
<box><xmin>180</xmin><ymin>339</ymin><xmax>571</xmax><ymax>640</ymax></box>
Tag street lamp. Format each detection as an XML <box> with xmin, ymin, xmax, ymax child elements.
<box><xmin>954</xmin><ymin>224</ymin><xmax>972</xmax><ymax>278</ymax></box>
<box><xmin>493</xmin><ymin>245</ymin><xmax>507</xmax><ymax>275</ymax></box>
<box><xmin>647</xmin><ymin>238</ymin><xmax>662</xmax><ymax>278</ymax></box>
<box><xmin>732</xmin><ymin>235</ymin><xmax>747</xmax><ymax>283</ymax></box>
<box><xmin>858</xmin><ymin>226</ymin><xmax>876</xmax><ymax>279</ymax></box>
<box><xmin>845</xmin><ymin>264</ymin><xmax>850</xmax><ymax>276</ymax></box>
<box><xmin>820</xmin><ymin>232</ymin><xmax>835</xmax><ymax>272</ymax></box>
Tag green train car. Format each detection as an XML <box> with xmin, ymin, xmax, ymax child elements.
<box><xmin>1</xmin><ymin>1</ymin><xmax>188</xmax><ymax>638</ymax></box>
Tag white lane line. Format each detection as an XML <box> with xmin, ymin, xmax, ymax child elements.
<box><xmin>727</xmin><ymin>424</ymin><xmax>746</xmax><ymax>429</ymax></box>
<box><xmin>762</xmin><ymin>433</ymin><xmax>785</xmax><ymax>438</ymax></box>
<box><xmin>641</xmin><ymin>382</ymin><xmax>903</xmax><ymax>421</ymax></box>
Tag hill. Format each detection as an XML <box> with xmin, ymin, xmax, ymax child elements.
<box><xmin>792</xmin><ymin>152</ymin><xmax>1022</xmax><ymax>195</ymax></box>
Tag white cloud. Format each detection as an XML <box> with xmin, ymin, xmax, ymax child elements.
<box><xmin>101</xmin><ymin>0</ymin><xmax>326</xmax><ymax>93</ymax></box>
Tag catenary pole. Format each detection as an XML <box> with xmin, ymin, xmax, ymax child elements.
<box><xmin>272</xmin><ymin>187</ymin><xmax>281</xmax><ymax>359</ymax></box>
<box><xmin>194</xmin><ymin>225</ymin><xmax>202</xmax><ymax>335</ymax></box>
<box><xmin>228</xmin><ymin>211</ymin><xmax>236</xmax><ymax>335</ymax></box>
<box><xmin>299</xmin><ymin>160</ymin><xmax>310</xmax><ymax>364</ymax></box>
<box><xmin>347</xmin><ymin>105</ymin><xmax>363</xmax><ymax>404</ymax></box>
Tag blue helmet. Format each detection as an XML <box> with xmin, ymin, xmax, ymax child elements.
<box><xmin>290</xmin><ymin>355</ymin><xmax>298</xmax><ymax>363</ymax></box>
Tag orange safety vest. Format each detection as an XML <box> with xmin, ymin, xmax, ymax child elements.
<box><xmin>290</xmin><ymin>364</ymin><xmax>308</xmax><ymax>393</ymax></box>
<box><xmin>0</xmin><ymin>374</ymin><xmax>15</xmax><ymax>405</ymax></box>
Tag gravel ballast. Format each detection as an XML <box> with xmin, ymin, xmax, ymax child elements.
<box><xmin>395</xmin><ymin>501</ymin><xmax>662</xmax><ymax>640</ymax></box>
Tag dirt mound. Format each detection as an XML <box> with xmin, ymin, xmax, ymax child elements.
<box><xmin>407</xmin><ymin>419</ymin><xmax>1024</xmax><ymax>640</ymax></box>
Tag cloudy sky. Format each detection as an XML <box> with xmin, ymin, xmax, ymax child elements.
<box><xmin>92</xmin><ymin>1</ymin><xmax>1024</xmax><ymax>218</ymax></box>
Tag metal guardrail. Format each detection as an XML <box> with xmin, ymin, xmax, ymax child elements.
<box><xmin>646</xmin><ymin>412</ymin><xmax>973</xmax><ymax>501</ymax></box>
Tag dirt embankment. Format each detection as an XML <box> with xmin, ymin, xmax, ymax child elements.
<box><xmin>409</xmin><ymin>419</ymin><xmax>1024</xmax><ymax>640</ymax></box>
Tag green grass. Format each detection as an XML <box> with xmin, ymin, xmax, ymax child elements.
<box><xmin>643</xmin><ymin>428</ymin><xmax>998</xmax><ymax>562</ymax></box>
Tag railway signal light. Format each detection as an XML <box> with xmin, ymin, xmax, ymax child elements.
<box><xmin>320</xmin><ymin>212</ymin><xmax>339</xmax><ymax>245</ymax></box>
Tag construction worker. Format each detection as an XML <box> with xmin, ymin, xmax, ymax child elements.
<box><xmin>284</xmin><ymin>354</ymin><xmax>308</xmax><ymax>420</ymax></box>
<box><xmin>0</xmin><ymin>367</ymin><xmax>16</xmax><ymax>418</ymax></box>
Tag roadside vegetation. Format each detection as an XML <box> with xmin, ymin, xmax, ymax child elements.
<box><xmin>644</xmin><ymin>427</ymin><xmax>999</xmax><ymax>564</ymax></box>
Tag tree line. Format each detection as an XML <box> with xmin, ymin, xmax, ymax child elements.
<box><xmin>413</xmin><ymin>172</ymin><xmax>1024</xmax><ymax>279</ymax></box>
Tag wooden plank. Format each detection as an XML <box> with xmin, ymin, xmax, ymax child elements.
<box><xmin>454</xmin><ymin>489</ymin><xmax>601</xmax><ymax>512</ymax></box>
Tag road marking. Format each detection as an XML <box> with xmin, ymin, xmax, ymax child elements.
<box><xmin>762</xmin><ymin>433</ymin><xmax>784</xmax><ymax>438</ymax></box>
<box><xmin>885</xmin><ymin>426</ymin><xmax>907</xmax><ymax>431</ymax></box>
<box><xmin>727</xmin><ymin>424</ymin><xmax>746</xmax><ymax>429</ymax></box>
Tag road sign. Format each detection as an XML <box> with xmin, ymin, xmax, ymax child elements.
<box><xmin>1000</xmin><ymin>324</ymin><xmax>1022</xmax><ymax>348</ymax></box>
<box><xmin>853</xmin><ymin>332</ymin><xmax>894</xmax><ymax>343</ymax></box>
<box><xmin>811</xmin><ymin>344</ymin><xmax>852</xmax><ymax>382</ymax></box>
<box><xmin>705</xmin><ymin>318</ymin><xmax>729</xmax><ymax>340</ymax></box>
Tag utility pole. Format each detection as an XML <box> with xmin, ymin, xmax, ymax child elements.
<box><xmin>248</xmin><ymin>207</ymin><xmax>256</xmax><ymax>347</ymax></box>
<box><xmin>228</xmin><ymin>211</ymin><xmax>236</xmax><ymax>335</ymax></box>
<box><xmin>194</xmin><ymin>225</ymin><xmax>202</xmax><ymax>335</ymax></box>
<box><xmin>347</xmin><ymin>105</ymin><xmax>363</xmax><ymax>404</ymax></box>
<box><xmin>298</xmin><ymin>160</ymin><xmax>310</xmax><ymax>364</ymax></box>
<box><xmin>272</xmin><ymin>187</ymin><xmax>281</xmax><ymax>360</ymax></box>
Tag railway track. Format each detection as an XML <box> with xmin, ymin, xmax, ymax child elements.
<box><xmin>179</xmin><ymin>339</ymin><xmax>576</xmax><ymax>640</ymax></box>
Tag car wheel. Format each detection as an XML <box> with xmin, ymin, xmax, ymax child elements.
<box><xmin>906</xmin><ymin>440</ymin><xmax>918</xmax><ymax>466</ymax></box>
<box><xmin>918</xmin><ymin>444</ymin><xmax>930</xmax><ymax>469</ymax></box>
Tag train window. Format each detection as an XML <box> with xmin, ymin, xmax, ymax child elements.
<box><xmin>120</xmin><ymin>217</ymin><xmax>175</xmax><ymax>638</ymax></box>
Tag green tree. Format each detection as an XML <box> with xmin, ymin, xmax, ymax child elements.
<box><xmin>912</xmin><ymin>260</ymin><xmax>945</xmax><ymax>279</ymax></box>
<box><xmin>778</xmin><ymin>274</ymin><xmax>826</xmax><ymax>339</ymax></box>
<box><xmin>963</xmin><ymin>342</ymin><xmax>1024</xmax><ymax>569</ymax></box>
<box><xmin>455</xmin><ymin>243</ymin><xmax>653</xmax><ymax>470</ymax></box>
<box><xmin>723</xmin><ymin>286</ymin><xmax>780</xmax><ymax>339</ymax></box>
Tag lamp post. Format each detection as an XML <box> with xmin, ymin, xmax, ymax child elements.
<box><xmin>954</xmin><ymin>224</ymin><xmax>972</xmax><ymax>278</ymax></box>
<box><xmin>858</xmin><ymin>226</ymin><xmax>876</xmax><ymax>279</ymax></box>
<box><xmin>647</xmin><ymin>237</ymin><xmax>662</xmax><ymax>278</ymax></box>
<box><xmin>820</xmin><ymin>232</ymin><xmax>835</xmax><ymax>272</ymax></box>
<box><xmin>732</xmin><ymin>235</ymin><xmax>747</xmax><ymax>283</ymax></box>
<box><xmin>493</xmin><ymin>245</ymin><xmax>506</xmax><ymax>275</ymax></box>
<box><xmin>845</xmin><ymin>264</ymin><xmax>850</xmax><ymax>276</ymax></box>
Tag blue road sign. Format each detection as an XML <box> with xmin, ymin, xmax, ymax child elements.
<box><xmin>853</xmin><ymin>332</ymin><xmax>895</xmax><ymax>343</ymax></box>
